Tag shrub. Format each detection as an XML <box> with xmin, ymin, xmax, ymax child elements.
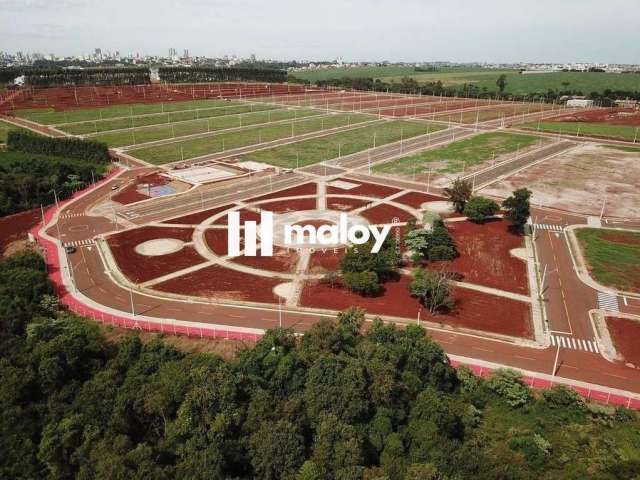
<box><xmin>343</xmin><ymin>271</ymin><xmax>380</xmax><ymax>296</ymax></box>
<box><xmin>408</xmin><ymin>269</ymin><xmax>454</xmax><ymax>313</ymax></box>
<box><xmin>485</xmin><ymin>369</ymin><xmax>532</xmax><ymax>407</ymax></box>
<box><xmin>427</xmin><ymin>245</ymin><xmax>457</xmax><ymax>261</ymax></box>
<box><xmin>463</xmin><ymin>196</ymin><xmax>500</xmax><ymax>223</ymax></box>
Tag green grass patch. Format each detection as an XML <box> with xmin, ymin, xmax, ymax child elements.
<box><xmin>14</xmin><ymin>99</ymin><xmax>246</xmax><ymax>125</ymax></box>
<box><xmin>519</xmin><ymin>121</ymin><xmax>639</xmax><ymax>142</ymax></box>
<box><xmin>292</xmin><ymin>68</ymin><xmax>640</xmax><ymax>95</ymax></box>
<box><xmin>575</xmin><ymin>228</ymin><xmax>640</xmax><ymax>293</ymax></box>
<box><xmin>60</xmin><ymin>103</ymin><xmax>277</xmax><ymax>135</ymax></box>
<box><xmin>244</xmin><ymin>120</ymin><xmax>444</xmax><ymax>168</ymax></box>
<box><xmin>129</xmin><ymin>113</ymin><xmax>373</xmax><ymax>165</ymax></box>
<box><xmin>88</xmin><ymin>108</ymin><xmax>324</xmax><ymax>148</ymax></box>
<box><xmin>0</xmin><ymin>120</ymin><xmax>28</xmax><ymax>145</ymax></box>
<box><xmin>373</xmin><ymin>132</ymin><xmax>539</xmax><ymax>176</ymax></box>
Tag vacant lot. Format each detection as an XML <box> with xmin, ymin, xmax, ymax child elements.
<box><xmin>373</xmin><ymin>132</ymin><xmax>540</xmax><ymax>178</ymax></box>
<box><xmin>243</xmin><ymin>120</ymin><xmax>443</xmax><ymax>168</ymax></box>
<box><xmin>518</xmin><ymin>121</ymin><xmax>639</xmax><ymax>142</ymax></box>
<box><xmin>483</xmin><ymin>144</ymin><xmax>640</xmax><ymax>217</ymax></box>
<box><xmin>14</xmin><ymin>98</ymin><xmax>242</xmax><ymax>125</ymax></box>
<box><xmin>88</xmin><ymin>108</ymin><xmax>323</xmax><ymax>148</ymax></box>
<box><xmin>60</xmin><ymin>102</ymin><xmax>276</xmax><ymax>135</ymax></box>
<box><xmin>128</xmin><ymin>113</ymin><xmax>373</xmax><ymax>164</ymax></box>
<box><xmin>576</xmin><ymin>228</ymin><xmax>640</xmax><ymax>293</ymax></box>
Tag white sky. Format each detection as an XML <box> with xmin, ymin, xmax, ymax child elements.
<box><xmin>1</xmin><ymin>0</ymin><xmax>639</xmax><ymax>63</ymax></box>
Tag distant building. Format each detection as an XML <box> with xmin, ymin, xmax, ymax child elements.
<box><xmin>566</xmin><ymin>99</ymin><xmax>594</xmax><ymax>108</ymax></box>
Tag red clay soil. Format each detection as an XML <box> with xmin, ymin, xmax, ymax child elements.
<box><xmin>246</xmin><ymin>182</ymin><xmax>317</xmax><ymax>202</ymax></box>
<box><xmin>308</xmin><ymin>249</ymin><xmax>345</xmax><ymax>272</ymax></box>
<box><xmin>164</xmin><ymin>204</ymin><xmax>236</xmax><ymax>225</ymax></box>
<box><xmin>300</xmin><ymin>275</ymin><xmax>532</xmax><ymax>338</ymax></box>
<box><xmin>605</xmin><ymin>316</ymin><xmax>640</xmax><ymax>366</ymax></box>
<box><xmin>379</xmin><ymin>100</ymin><xmax>486</xmax><ymax>117</ymax></box>
<box><xmin>327</xmin><ymin>179</ymin><xmax>401</xmax><ymax>198</ymax></box>
<box><xmin>360</xmin><ymin>203</ymin><xmax>416</xmax><ymax>224</ymax></box>
<box><xmin>393</xmin><ymin>191</ymin><xmax>444</xmax><ymax>209</ymax></box>
<box><xmin>551</xmin><ymin>107</ymin><xmax>640</xmax><ymax>126</ymax></box>
<box><xmin>2</xmin><ymin>83</ymin><xmax>312</xmax><ymax>113</ymax></box>
<box><xmin>211</xmin><ymin>208</ymin><xmax>261</xmax><ymax>225</ymax></box>
<box><xmin>600</xmin><ymin>231</ymin><xmax>640</xmax><ymax>246</ymax></box>
<box><xmin>106</xmin><ymin>226</ymin><xmax>205</xmax><ymax>283</ymax></box>
<box><xmin>326</xmin><ymin>197</ymin><xmax>370</xmax><ymax>211</ymax></box>
<box><xmin>152</xmin><ymin>263</ymin><xmax>282</xmax><ymax>303</ymax></box>
<box><xmin>112</xmin><ymin>173</ymin><xmax>171</xmax><ymax>205</ymax></box>
<box><xmin>255</xmin><ymin>197</ymin><xmax>318</xmax><ymax>213</ymax></box>
<box><xmin>230</xmin><ymin>246</ymin><xmax>299</xmax><ymax>273</ymax></box>
<box><xmin>434</xmin><ymin>219</ymin><xmax>528</xmax><ymax>294</ymax></box>
<box><xmin>0</xmin><ymin>208</ymin><xmax>41</xmax><ymax>254</ymax></box>
<box><xmin>204</xmin><ymin>228</ymin><xmax>234</xmax><ymax>256</ymax></box>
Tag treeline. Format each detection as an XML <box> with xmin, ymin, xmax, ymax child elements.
<box><xmin>0</xmin><ymin>67</ymin><xmax>151</xmax><ymax>86</ymax></box>
<box><xmin>158</xmin><ymin>66</ymin><xmax>287</xmax><ymax>83</ymax></box>
<box><xmin>7</xmin><ymin>131</ymin><xmax>111</xmax><ymax>163</ymax></box>
<box><xmin>1</xmin><ymin>248</ymin><xmax>639</xmax><ymax>479</ymax></box>
<box><xmin>0</xmin><ymin>150</ymin><xmax>108</xmax><ymax>216</ymax></box>
<box><xmin>290</xmin><ymin>75</ymin><xmax>640</xmax><ymax>104</ymax></box>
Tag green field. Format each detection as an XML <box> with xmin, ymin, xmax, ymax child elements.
<box><xmin>129</xmin><ymin>113</ymin><xmax>374</xmax><ymax>164</ymax></box>
<box><xmin>373</xmin><ymin>132</ymin><xmax>539</xmax><ymax>176</ymax></box>
<box><xmin>244</xmin><ymin>120</ymin><xmax>445</xmax><ymax>168</ymax></box>
<box><xmin>0</xmin><ymin>119</ymin><xmax>27</xmax><ymax>144</ymax></box>
<box><xmin>89</xmin><ymin>108</ymin><xmax>324</xmax><ymax>148</ymax></box>
<box><xmin>575</xmin><ymin>228</ymin><xmax>640</xmax><ymax>293</ymax></box>
<box><xmin>292</xmin><ymin>66</ymin><xmax>640</xmax><ymax>95</ymax></box>
<box><xmin>519</xmin><ymin>121</ymin><xmax>639</xmax><ymax>142</ymax></box>
<box><xmin>60</xmin><ymin>103</ymin><xmax>277</xmax><ymax>135</ymax></box>
<box><xmin>14</xmin><ymin>99</ymin><xmax>247</xmax><ymax>125</ymax></box>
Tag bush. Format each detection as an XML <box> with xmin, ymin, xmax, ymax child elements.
<box><xmin>485</xmin><ymin>369</ymin><xmax>532</xmax><ymax>407</ymax></box>
<box><xmin>427</xmin><ymin>245</ymin><xmax>457</xmax><ymax>261</ymax></box>
<box><xmin>7</xmin><ymin>131</ymin><xmax>110</xmax><ymax>163</ymax></box>
<box><xmin>463</xmin><ymin>196</ymin><xmax>500</xmax><ymax>223</ymax></box>
<box><xmin>343</xmin><ymin>271</ymin><xmax>380</xmax><ymax>296</ymax></box>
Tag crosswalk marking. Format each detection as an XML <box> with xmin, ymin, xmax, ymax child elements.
<box><xmin>551</xmin><ymin>335</ymin><xmax>599</xmax><ymax>353</ymax></box>
<box><xmin>63</xmin><ymin>239</ymin><xmax>94</xmax><ymax>248</ymax></box>
<box><xmin>597</xmin><ymin>292</ymin><xmax>619</xmax><ymax>313</ymax></box>
<box><xmin>533</xmin><ymin>223</ymin><xmax>563</xmax><ymax>232</ymax></box>
<box><xmin>60</xmin><ymin>213</ymin><xmax>84</xmax><ymax>219</ymax></box>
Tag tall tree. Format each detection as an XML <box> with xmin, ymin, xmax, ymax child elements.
<box><xmin>443</xmin><ymin>178</ymin><xmax>473</xmax><ymax>213</ymax></box>
<box><xmin>496</xmin><ymin>74</ymin><xmax>508</xmax><ymax>94</ymax></box>
<box><xmin>502</xmin><ymin>188</ymin><xmax>532</xmax><ymax>232</ymax></box>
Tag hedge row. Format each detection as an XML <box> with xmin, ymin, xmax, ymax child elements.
<box><xmin>7</xmin><ymin>131</ymin><xmax>111</xmax><ymax>163</ymax></box>
<box><xmin>19</xmin><ymin>67</ymin><xmax>151</xmax><ymax>87</ymax></box>
<box><xmin>158</xmin><ymin>66</ymin><xmax>287</xmax><ymax>84</ymax></box>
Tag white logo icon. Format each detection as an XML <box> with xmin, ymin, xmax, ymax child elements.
<box><xmin>228</xmin><ymin>210</ymin><xmax>391</xmax><ymax>256</ymax></box>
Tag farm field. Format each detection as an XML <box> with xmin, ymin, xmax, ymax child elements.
<box><xmin>13</xmin><ymin>98</ymin><xmax>245</xmax><ymax>125</ymax></box>
<box><xmin>128</xmin><ymin>112</ymin><xmax>374</xmax><ymax>164</ymax></box>
<box><xmin>373</xmin><ymin>131</ymin><xmax>540</xmax><ymax>177</ymax></box>
<box><xmin>518</xmin><ymin>121</ymin><xmax>639</xmax><ymax>141</ymax></box>
<box><xmin>575</xmin><ymin>228</ymin><xmax>640</xmax><ymax>293</ymax></box>
<box><xmin>482</xmin><ymin>144</ymin><xmax>640</xmax><ymax>217</ymax></box>
<box><xmin>242</xmin><ymin>119</ymin><xmax>445</xmax><ymax>168</ymax></box>
<box><xmin>88</xmin><ymin>107</ymin><xmax>324</xmax><ymax>148</ymax></box>
<box><xmin>60</xmin><ymin>102</ymin><xmax>276</xmax><ymax>135</ymax></box>
<box><xmin>292</xmin><ymin>66</ymin><xmax>640</xmax><ymax>95</ymax></box>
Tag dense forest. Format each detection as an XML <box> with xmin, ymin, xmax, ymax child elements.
<box><xmin>1</xmin><ymin>249</ymin><xmax>639</xmax><ymax>480</ymax></box>
<box><xmin>289</xmin><ymin>75</ymin><xmax>640</xmax><ymax>105</ymax></box>
<box><xmin>0</xmin><ymin>150</ymin><xmax>108</xmax><ymax>216</ymax></box>
<box><xmin>158</xmin><ymin>66</ymin><xmax>287</xmax><ymax>84</ymax></box>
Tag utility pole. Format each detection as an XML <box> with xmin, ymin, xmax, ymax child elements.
<box><xmin>552</xmin><ymin>343</ymin><xmax>561</xmax><ymax>377</ymax></box>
